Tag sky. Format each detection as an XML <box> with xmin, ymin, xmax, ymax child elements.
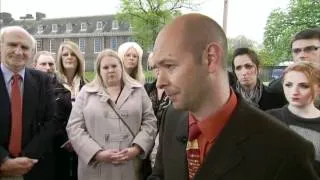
<box><xmin>0</xmin><ymin>0</ymin><xmax>289</xmax><ymax>44</ymax></box>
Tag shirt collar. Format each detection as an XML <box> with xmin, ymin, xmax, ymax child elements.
<box><xmin>1</xmin><ymin>63</ymin><xmax>25</xmax><ymax>84</ymax></box>
<box><xmin>189</xmin><ymin>89</ymin><xmax>238</xmax><ymax>142</ymax></box>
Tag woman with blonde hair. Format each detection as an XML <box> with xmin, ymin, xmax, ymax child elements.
<box><xmin>55</xmin><ymin>40</ymin><xmax>87</xmax><ymax>180</ymax></box>
<box><xmin>267</xmin><ymin>61</ymin><xmax>320</xmax><ymax>175</ymax></box>
<box><xmin>118</xmin><ymin>42</ymin><xmax>145</xmax><ymax>83</ymax></box>
<box><xmin>56</xmin><ymin>40</ymin><xmax>87</xmax><ymax>102</ymax></box>
<box><xmin>66</xmin><ymin>49</ymin><xmax>157</xmax><ymax>180</ymax></box>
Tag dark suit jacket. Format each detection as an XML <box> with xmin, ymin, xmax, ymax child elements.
<box><xmin>0</xmin><ymin>67</ymin><xmax>57</xmax><ymax>180</ymax></box>
<box><xmin>149</xmin><ymin>97</ymin><xmax>319</xmax><ymax>180</ymax></box>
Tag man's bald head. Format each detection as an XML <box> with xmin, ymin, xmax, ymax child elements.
<box><xmin>155</xmin><ymin>13</ymin><xmax>228</xmax><ymax>68</ymax></box>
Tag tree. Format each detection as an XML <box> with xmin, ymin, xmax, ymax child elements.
<box><xmin>227</xmin><ymin>35</ymin><xmax>259</xmax><ymax>65</ymax></box>
<box><xmin>117</xmin><ymin>0</ymin><xmax>199</xmax><ymax>51</ymax></box>
<box><xmin>263</xmin><ymin>0</ymin><xmax>320</xmax><ymax>65</ymax></box>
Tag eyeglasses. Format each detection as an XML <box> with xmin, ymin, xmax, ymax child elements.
<box><xmin>292</xmin><ymin>46</ymin><xmax>320</xmax><ymax>54</ymax></box>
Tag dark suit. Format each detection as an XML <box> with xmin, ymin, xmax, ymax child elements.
<box><xmin>149</xmin><ymin>97</ymin><xmax>319</xmax><ymax>180</ymax></box>
<box><xmin>0</xmin><ymin>67</ymin><xmax>57</xmax><ymax>180</ymax></box>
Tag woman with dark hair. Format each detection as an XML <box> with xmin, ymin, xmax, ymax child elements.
<box><xmin>232</xmin><ymin>47</ymin><xmax>287</xmax><ymax>110</ymax></box>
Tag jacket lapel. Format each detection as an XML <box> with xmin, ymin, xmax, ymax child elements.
<box><xmin>195</xmin><ymin>100</ymin><xmax>254</xmax><ymax>180</ymax></box>
<box><xmin>171</xmin><ymin>109</ymin><xmax>189</xmax><ymax>178</ymax></box>
<box><xmin>116</xmin><ymin>84</ymin><xmax>134</xmax><ymax>108</ymax></box>
<box><xmin>0</xmin><ymin>67</ymin><xmax>10</xmax><ymax>105</ymax></box>
<box><xmin>0</xmin><ymin>68</ymin><xmax>11</xmax><ymax>136</ymax></box>
<box><xmin>22</xmin><ymin>69</ymin><xmax>38</xmax><ymax>135</ymax></box>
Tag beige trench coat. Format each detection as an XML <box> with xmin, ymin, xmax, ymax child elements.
<box><xmin>66</xmin><ymin>83</ymin><xmax>157</xmax><ymax>180</ymax></box>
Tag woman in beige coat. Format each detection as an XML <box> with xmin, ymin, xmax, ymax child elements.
<box><xmin>66</xmin><ymin>49</ymin><xmax>157</xmax><ymax>180</ymax></box>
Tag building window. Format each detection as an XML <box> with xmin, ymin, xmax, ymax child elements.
<box><xmin>79</xmin><ymin>38</ymin><xmax>85</xmax><ymax>53</ymax></box>
<box><xmin>127</xmin><ymin>36</ymin><xmax>134</xmax><ymax>42</ymax></box>
<box><xmin>112</xmin><ymin>20</ymin><xmax>119</xmax><ymax>30</ymax></box>
<box><xmin>38</xmin><ymin>25</ymin><xmax>43</xmax><ymax>33</ymax></box>
<box><xmin>52</xmin><ymin>24</ymin><xmax>58</xmax><ymax>33</ymax></box>
<box><xmin>66</xmin><ymin>23</ymin><xmax>72</xmax><ymax>32</ymax></box>
<box><xmin>80</xmin><ymin>23</ymin><xmax>87</xmax><ymax>31</ymax></box>
<box><xmin>36</xmin><ymin>39</ymin><xmax>42</xmax><ymax>51</ymax></box>
<box><xmin>64</xmin><ymin>38</ymin><xmax>71</xmax><ymax>42</ymax></box>
<box><xmin>49</xmin><ymin>39</ymin><xmax>56</xmax><ymax>54</ymax></box>
<box><xmin>94</xmin><ymin>38</ymin><xmax>102</xmax><ymax>53</ymax></box>
<box><xmin>96</xmin><ymin>21</ymin><xmax>103</xmax><ymax>30</ymax></box>
<box><xmin>110</xmin><ymin>37</ymin><xmax>118</xmax><ymax>50</ymax></box>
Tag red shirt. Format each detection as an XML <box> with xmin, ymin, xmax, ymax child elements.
<box><xmin>188</xmin><ymin>90</ymin><xmax>237</xmax><ymax>163</ymax></box>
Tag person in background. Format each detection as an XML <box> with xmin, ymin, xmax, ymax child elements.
<box><xmin>33</xmin><ymin>51</ymin><xmax>56</xmax><ymax>75</ymax></box>
<box><xmin>232</xmin><ymin>47</ymin><xmax>287</xmax><ymax>110</ymax></box>
<box><xmin>118</xmin><ymin>42</ymin><xmax>145</xmax><ymax>84</ymax></box>
<box><xmin>56</xmin><ymin>40</ymin><xmax>87</xmax><ymax>103</ymax></box>
<box><xmin>144</xmin><ymin>53</ymin><xmax>170</xmax><ymax>130</ymax></box>
<box><xmin>143</xmin><ymin>53</ymin><xmax>170</xmax><ymax>178</ymax></box>
<box><xmin>148</xmin><ymin>13</ymin><xmax>319</xmax><ymax>180</ymax></box>
<box><xmin>0</xmin><ymin>26</ymin><xmax>57</xmax><ymax>180</ymax></box>
<box><xmin>66</xmin><ymin>49</ymin><xmax>157</xmax><ymax>180</ymax></box>
<box><xmin>55</xmin><ymin>40</ymin><xmax>87</xmax><ymax>180</ymax></box>
<box><xmin>33</xmin><ymin>50</ymin><xmax>72</xmax><ymax>180</ymax></box>
<box><xmin>267</xmin><ymin>61</ymin><xmax>320</xmax><ymax>175</ymax></box>
<box><xmin>268</xmin><ymin>27</ymin><xmax>320</xmax><ymax>94</ymax></box>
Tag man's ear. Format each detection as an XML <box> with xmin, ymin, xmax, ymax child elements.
<box><xmin>204</xmin><ymin>42</ymin><xmax>222</xmax><ymax>73</ymax></box>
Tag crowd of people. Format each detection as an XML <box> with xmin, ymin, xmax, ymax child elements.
<box><xmin>0</xmin><ymin>13</ymin><xmax>319</xmax><ymax>180</ymax></box>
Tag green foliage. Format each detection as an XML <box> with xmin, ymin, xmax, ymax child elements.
<box><xmin>117</xmin><ymin>0</ymin><xmax>198</xmax><ymax>50</ymax></box>
<box><xmin>85</xmin><ymin>71</ymin><xmax>156</xmax><ymax>83</ymax></box>
<box><xmin>85</xmin><ymin>71</ymin><xmax>95</xmax><ymax>82</ymax></box>
<box><xmin>263</xmin><ymin>0</ymin><xmax>320</xmax><ymax>64</ymax></box>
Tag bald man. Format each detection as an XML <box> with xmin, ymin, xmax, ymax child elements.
<box><xmin>0</xmin><ymin>26</ymin><xmax>57</xmax><ymax>180</ymax></box>
<box><xmin>148</xmin><ymin>14</ymin><xmax>319</xmax><ymax>180</ymax></box>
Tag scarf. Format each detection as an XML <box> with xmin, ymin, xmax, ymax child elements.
<box><xmin>236</xmin><ymin>79</ymin><xmax>263</xmax><ymax>108</ymax></box>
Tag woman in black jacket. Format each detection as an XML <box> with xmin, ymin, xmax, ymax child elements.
<box><xmin>231</xmin><ymin>48</ymin><xmax>287</xmax><ymax>110</ymax></box>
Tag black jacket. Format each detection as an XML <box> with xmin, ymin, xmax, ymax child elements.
<box><xmin>0</xmin><ymin>68</ymin><xmax>57</xmax><ymax>180</ymax></box>
<box><xmin>149</xmin><ymin>97</ymin><xmax>319</xmax><ymax>180</ymax></box>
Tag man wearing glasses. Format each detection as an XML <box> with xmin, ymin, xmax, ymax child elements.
<box><xmin>292</xmin><ymin>28</ymin><xmax>320</xmax><ymax>63</ymax></box>
<box><xmin>268</xmin><ymin>27</ymin><xmax>320</xmax><ymax>94</ymax></box>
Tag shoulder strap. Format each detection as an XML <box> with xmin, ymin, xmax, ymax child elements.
<box><xmin>107</xmin><ymin>99</ymin><xmax>135</xmax><ymax>137</ymax></box>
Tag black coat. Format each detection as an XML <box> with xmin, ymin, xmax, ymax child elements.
<box><xmin>0</xmin><ymin>68</ymin><xmax>57</xmax><ymax>180</ymax></box>
<box><xmin>232</xmin><ymin>84</ymin><xmax>287</xmax><ymax>111</ymax></box>
<box><xmin>149</xmin><ymin>97</ymin><xmax>319</xmax><ymax>180</ymax></box>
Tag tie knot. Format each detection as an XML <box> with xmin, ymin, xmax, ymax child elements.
<box><xmin>12</xmin><ymin>74</ymin><xmax>21</xmax><ymax>82</ymax></box>
<box><xmin>189</xmin><ymin>122</ymin><xmax>201</xmax><ymax>140</ymax></box>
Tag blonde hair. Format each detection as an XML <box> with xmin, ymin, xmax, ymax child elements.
<box><xmin>89</xmin><ymin>49</ymin><xmax>140</xmax><ymax>88</ymax></box>
<box><xmin>56</xmin><ymin>41</ymin><xmax>86</xmax><ymax>82</ymax></box>
<box><xmin>117</xmin><ymin>42</ymin><xmax>145</xmax><ymax>83</ymax></box>
<box><xmin>283</xmin><ymin>61</ymin><xmax>320</xmax><ymax>100</ymax></box>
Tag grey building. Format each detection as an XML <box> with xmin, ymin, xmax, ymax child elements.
<box><xmin>0</xmin><ymin>12</ymin><xmax>134</xmax><ymax>71</ymax></box>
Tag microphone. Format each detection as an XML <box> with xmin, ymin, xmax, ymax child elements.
<box><xmin>176</xmin><ymin>135</ymin><xmax>188</xmax><ymax>144</ymax></box>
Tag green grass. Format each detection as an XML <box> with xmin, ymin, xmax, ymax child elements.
<box><xmin>85</xmin><ymin>71</ymin><xmax>156</xmax><ymax>83</ymax></box>
<box><xmin>85</xmin><ymin>71</ymin><xmax>95</xmax><ymax>81</ymax></box>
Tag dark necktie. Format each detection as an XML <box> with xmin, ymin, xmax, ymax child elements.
<box><xmin>9</xmin><ymin>74</ymin><xmax>22</xmax><ymax>157</ymax></box>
